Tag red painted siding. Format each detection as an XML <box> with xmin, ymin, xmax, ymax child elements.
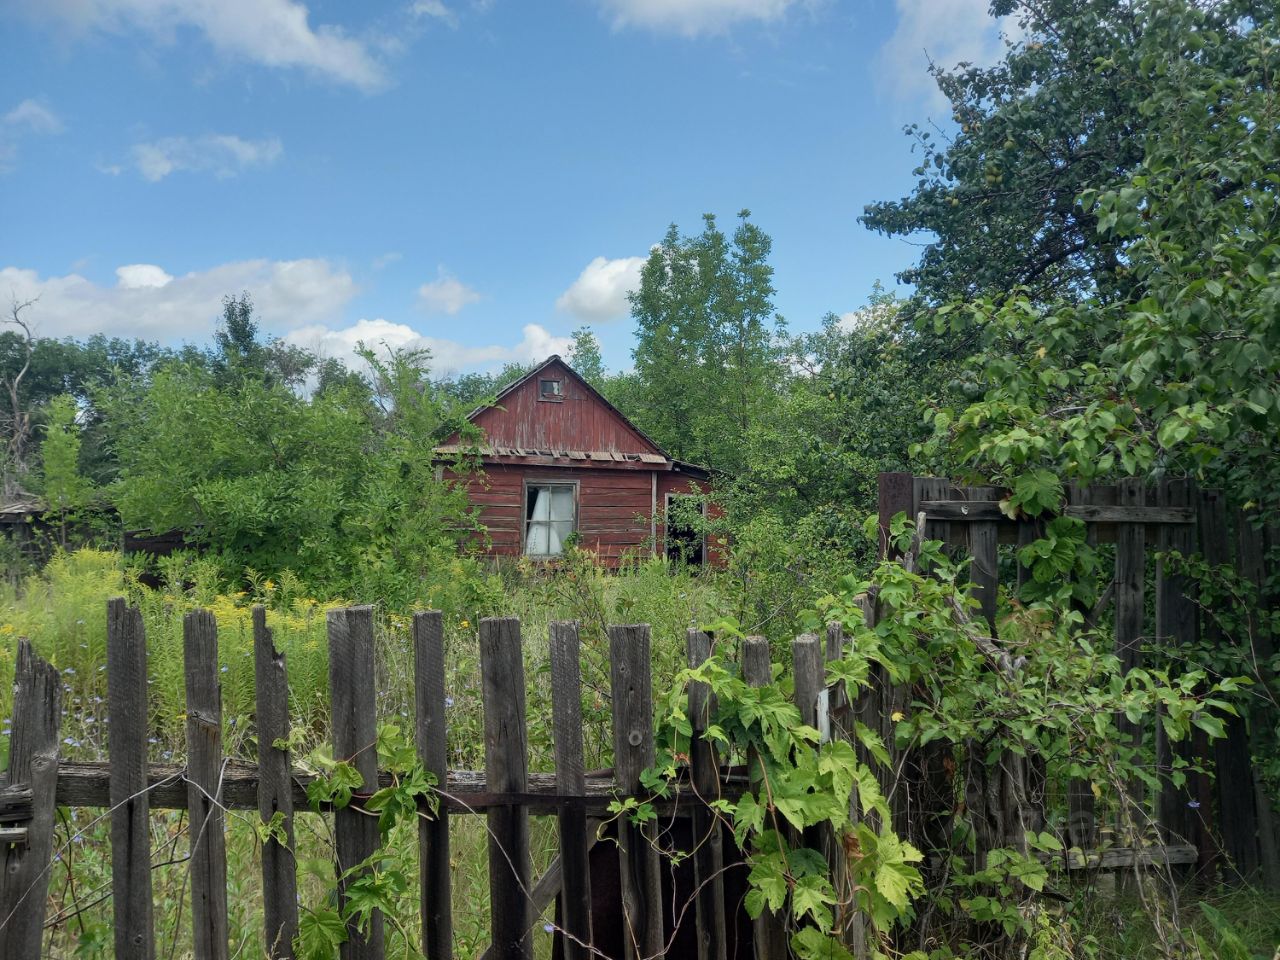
<box><xmin>470</xmin><ymin>359</ymin><xmax>663</xmax><ymax>455</ymax></box>
<box><xmin>445</xmin><ymin>464</ymin><xmax>719</xmax><ymax>567</ymax></box>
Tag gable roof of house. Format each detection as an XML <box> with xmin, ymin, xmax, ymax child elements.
<box><xmin>437</xmin><ymin>355</ymin><xmax>709</xmax><ymax>478</ymax></box>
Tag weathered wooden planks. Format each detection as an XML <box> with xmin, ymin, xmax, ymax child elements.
<box><xmin>686</xmin><ymin>628</ymin><xmax>727</xmax><ymax>960</ymax></box>
<box><xmin>414</xmin><ymin>611</ymin><xmax>452</xmax><ymax>960</ymax></box>
<box><xmin>609</xmin><ymin>624</ymin><xmax>664</xmax><ymax>960</ymax></box>
<box><xmin>254</xmin><ymin>606</ymin><xmax>299</xmax><ymax>960</ymax></box>
<box><xmin>480</xmin><ymin>617</ymin><xmax>533</xmax><ymax>960</ymax></box>
<box><xmin>549</xmin><ymin>621</ymin><xmax>593</xmax><ymax>960</ymax></box>
<box><xmin>108</xmin><ymin>597</ymin><xmax>156</xmax><ymax>960</ymax></box>
<box><xmin>0</xmin><ymin>640</ymin><xmax>62</xmax><ymax>959</ymax></box>
<box><xmin>328</xmin><ymin>606</ymin><xmax>385</xmax><ymax>959</ymax></box>
<box><xmin>183</xmin><ymin>610</ymin><xmax>229</xmax><ymax>960</ymax></box>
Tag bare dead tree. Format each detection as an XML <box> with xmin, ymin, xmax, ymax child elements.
<box><xmin>2</xmin><ymin>297</ymin><xmax>38</xmax><ymax>499</ymax></box>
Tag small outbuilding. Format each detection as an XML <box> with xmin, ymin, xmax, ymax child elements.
<box><xmin>435</xmin><ymin>356</ymin><xmax>718</xmax><ymax>566</ymax></box>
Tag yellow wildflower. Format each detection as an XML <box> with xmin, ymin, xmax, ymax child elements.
<box><xmin>891</xmin><ymin>711</ymin><xmax>905</xmax><ymax>722</ymax></box>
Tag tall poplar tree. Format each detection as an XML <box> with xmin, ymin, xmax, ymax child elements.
<box><xmin>628</xmin><ymin>210</ymin><xmax>785</xmax><ymax>474</ymax></box>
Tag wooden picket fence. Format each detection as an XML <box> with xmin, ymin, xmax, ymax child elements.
<box><xmin>877</xmin><ymin>472</ymin><xmax>1280</xmax><ymax>887</ymax></box>
<box><xmin>0</xmin><ymin>599</ymin><xmax>845</xmax><ymax>960</ymax></box>
<box><xmin>2</xmin><ymin>471</ymin><xmax>1277</xmax><ymax>960</ymax></box>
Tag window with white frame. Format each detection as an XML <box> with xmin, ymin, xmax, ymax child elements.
<box><xmin>524</xmin><ymin>483</ymin><xmax>576</xmax><ymax>556</ymax></box>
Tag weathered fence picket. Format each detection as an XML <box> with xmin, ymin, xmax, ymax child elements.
<box><xmin>480</xmin><ymin>617</ymin><xmax>532</xmax><ymax>960</ymax></box>
<box><xmin>686</xmin><ymin>627</ymin><xmax>727</xmax><ymax>960</ymax></box>
<box><xmin>413</xmin><ymin>610</ymin><xmax>452</xmax><ymax>960</ymax></box>
<box><xmin>608</xmin><ymin>623</ymin><xmax>664</xmax><ymax>960</ymax></box>
<box><xmin>329</xmin><ymin>606</ymin><xmax>385</xmax><ymax>959</ymax></box>
<box><xmin>0</xmin><ymin>641</ymin><xmax>61</xmax><ymax>959</ymax></box>
<box><xmin>107</xmin><ymin>597</ymin><xmax>155</xmax><ymax>960</ymax></box>
<box><xmin>549</xmin><ymin>621</ymin><xmax>594</xmax><ymax>960</ymax></box>
<box><xmin>254</xmin><ymin>605</ymin><xmax>299</xmax><ymax>960</ymax></box>
<box><xmin>183</xmin><ymin>609</ymin><xmax>230</xmax><ymax>960</ymax></box>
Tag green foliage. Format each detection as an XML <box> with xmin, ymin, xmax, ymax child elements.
<box><xmin>861</xmin><ymin>0</ymin><xmax>1154</xmax><ymax>305</ymax></box>
<box><xmin>100</xmin><ymin>342</ymin><xmax>481</xmax><ymax>604</ymax></box>
<box><xmin>628</xmin><ymin>210</ymin><xmax>786</xmax><ymax>475</ymax></box>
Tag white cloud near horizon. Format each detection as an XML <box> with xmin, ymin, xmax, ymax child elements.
<box><xmin>21</xmin><ymin>0</ymin><xmax>386</xmax><ymax>90</ymax></box>
<box><xmin>556</xmin><ymin>255</ymin><xmax>645</xmax><ymax>322</ymax></box>
<box><xmin>285</xmin><ymin>318</ymin><xmax>573</xmax><ymax>376</ymax></box>
<box><xmin>596</xmin><ymin>0</ymin><xmax>797</xmax><ymax>36</ymax></box>
<box><xmin>417</xmin><ymin>267</ymin><xmax>482</xmax><ymax>315</ymax></box>
<box><xmin>128</xmin><ymin>134</ymin><xmax>283</xmax><ymax>181</ymax></box>
<box><xmin>0</xmin><ymin>258</ymin><xmax>357</xmax><ymax>341</ymax></box>
<box><xmin>878</xmin><ymin>0</ymin><xmax>1022</xmax><ymax>111</ymax></box>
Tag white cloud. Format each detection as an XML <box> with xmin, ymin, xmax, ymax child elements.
<box><xmin>23</xmin><ymin>0</ymin><xmax>385</xmax><ymax>90</ymax></box>
<box><xmin>878</xmin><ymin>0</ymin><xmax>1021</xmax><ymax>110</ymax></box>
<box><xmin>596</xmin><ymin>0</ymin><xmax>796</xmax><ymax>36</ymax></box>
<box><xmin>556</xmin><ymin>255</ymin><xmax>645</xmax><ymax>322</ymax></box>
<box><xmin>411</xmin><ymin>0</ymin><xmax>457</xmax><ymax>25</ymax></box>
<box><xmin>115</xmin><ymin>264</ymin><xmax>174</xmax><ymax>288</ymax></box>
<box><xmin>1</xmin><ymin>98</ymin><xmax>64</xmax><ymax>172</ymax></box>
<box><xmin>4</xmin><ymin>99</ymin><xmax>64</xmax><ymax>135</ymax></box>
<box><xmin>129</xmin><ymin>134</ymin><xmax>283</xmax><ymax>181</ymax></box>
<box><xmin>285</xmin><ymin>319</ymin><xmax>571</xmax><ymax>375</ymax></box>
<box><xmin>417</xmin><ymin>267</ymin><xmax>482</xmax><ymax>315</ymax></box>
<box><xmin>0</xmin><ymin>258</ymin><xmax>356</xmax><ymax>341</ymax></box>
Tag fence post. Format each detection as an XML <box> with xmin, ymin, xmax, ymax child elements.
<box><xmin>0</xmin><ymin>640</ymin><xmax>62</xmax><ymax>959</ymax></box>
<box><xmin>108</xmin><ymin>597</ymin><xmax>155</xmax><ymax>960</ymax></box>
<box><xmin>480</xmin><ymin>617</ymin><xmax>532</xmax><ymax>960</ymax></box>
<box><xmin>1237</xmin><ymin>514</ymin><xmax>1280</xmax><ymax>889</ymax></box>
<box><xmin>414</xmin><ymin>611</ymin><xmax>452</xmax><ymax>960</ymax></box>
<box><xmin>609</xmin><ymin>624</ymin><xmax>664</xmax><ymax>960</ymax></box>
<box><xmin>686</xmin><ymin>628</ymin><xmax>726</xmax><ymax>960</ymax></box>
<box><xmin>1155</xmin><ymin>480</ymin><xmax>1198</xmax><ymax>853</ymax></box>
<box><xmin>184</xmin><ymin>609</ymin><xmax>229</xmax><ymax>960</ymax></box>
<box><xmin>1199</xmin><ymin>488</ymin><xmax>1256</xmax><ymax>880</ymax></box>
<box><xmin>328</xmin><ymin>606</ymin><xmax>385</xmax><ymax>959</ymax></box>
<box><xmin>550</xmin><ymin>622</ymin><xmax>594</xmax><ymax>960</ymax></box>
<box><xmin>254</xmin><ymin>606</ymin><xmax>299</xmax><ymax>960</ymax></box>
<box><xmin>741</xmin><ymin>637</ymin><xmax>788</xmax><ymax>960</ymax></box>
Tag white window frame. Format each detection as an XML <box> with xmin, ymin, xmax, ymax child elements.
<box><xmin>523</xmin><ymin>480</ymin><xmax>579</xmax><ymax>557</ymax></box>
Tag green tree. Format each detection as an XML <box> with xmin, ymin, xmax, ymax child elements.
<box><xmin>567</xmin><ymin>326</ymin><xmax>605</xmax><ymax>385</ymax></box>
<box><xmin>629</xmin><ymin>210</ymin><xmax>785</xmax><ymax>473</ymax></box>
<box><xmin>861</xmin><ymin>0</ymin><xmax>1176</xmax><ymax>307</ymax></box>
<box><xmin>37</xmin><ymin>394</ymin><xmax>92</xmax><ymax>546</ymax></box>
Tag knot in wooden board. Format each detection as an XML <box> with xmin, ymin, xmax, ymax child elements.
<box><xmin>627</xmin><ymin>730</ymin><xmax>642</xmax><ymax>747</ymax></box>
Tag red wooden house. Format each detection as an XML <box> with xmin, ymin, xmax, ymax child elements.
<box><xmin>435</xmin><ymin>356</ymin><xmax>717</xmax><ymax>566</ymax></box>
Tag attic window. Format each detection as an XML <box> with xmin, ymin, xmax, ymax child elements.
<box><xmin>539</xmin><ymin>378</ymin><xmax>564</xmax><ymax>401</ymax></box>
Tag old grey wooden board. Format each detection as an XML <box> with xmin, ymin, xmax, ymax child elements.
<box><xmin>328</xmin><ymin>607</ymin><xmax>385</xmax><ymax>959</ymax></box>
<box><xmin>107</xmin><ymin>598</ymin><xmax>155</xmax><ymax>960</ymax></box>
<box><xmin>254</xmin><ymin>606</ymin><xmax>299</xmax><ymax>960</ymax></box>
<box><xmin>687</xmin><ymin>629</ymin><xmax>727</xmax><ymax>960</ymax></box>
<box><xmin>480</xmin><ymin>617</ymin><xmax>533</xmax><ymax>960</ymax></box>
<box><xmin>0</xmin><ymin>640</ymin><xmax>62</xmax><ymax>960</ymax></box>
<box><xmin>184</xmin><ymin>609</ymin><xmax>230</xmax><ymax>960</ymax></box>
<box><xmin>549</xmin><ymin>621</ymin><xmax>593</xmax><ymax>960</ymax></box>
<box><xmin>609</xmin><ymin>624</ymin><xmax>664</xmax><ymax>960</ymax></box>
<box><xmin>414</xmin><ymin>611</ymin><xmax>452</xmax><ymax>960</ymax></box>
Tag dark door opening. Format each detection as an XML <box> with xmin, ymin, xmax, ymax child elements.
<box><xmin>665</xmin><ymin>494</ymin><xmax>705</xmax><ymax>566</ymax></box>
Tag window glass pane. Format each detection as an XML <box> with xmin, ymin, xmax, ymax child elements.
<box><xmin>525</xmin><ymin>484</ymin><xmax>575</xmax><ymax>555</ymax></box>
<box><xmin>549</xmin><ymin>486</ymin><xmax>575</xmax><ymax>522</ymax></box>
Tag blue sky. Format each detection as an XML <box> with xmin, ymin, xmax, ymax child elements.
<box><xmin>0</xmin><ymin>0</ymin><xmax>1013</xmax><ymax>375</ymax></box>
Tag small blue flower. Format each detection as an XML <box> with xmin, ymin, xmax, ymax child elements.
<box><xmin>445</xmin><ymin>696</ymin><xmax>455</xmax><ymax>708</ymax></box>
<box><xmin>1188</xmin><ymin>800</ymin><xmax>1201</xmax><ymax>809</ymax></box>
<box><xmin>543</xmin><ymin>924</ymin><xmax>555</xmax><ymax>934</ymax></box>
<box><xmin>63</xmin><ymin>667</ymin><xmax>75</xmax><ymax>675</ymax></box>
<box><xmin>220</xmin><ymin>665</ymin><xmax>229</xmax><ymax>673</ymax></box>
